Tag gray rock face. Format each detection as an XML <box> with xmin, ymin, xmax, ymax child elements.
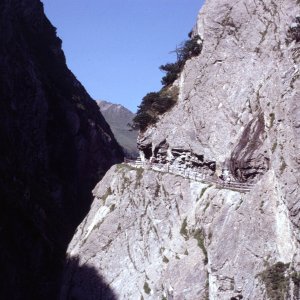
<box><xmin>62</xmin><ymin>165</ymin><xmax>299</xmax><ymax>300</ymax></box>
<box><xmin>0</xmin><ymin>0</ymin><xmax>123</xmax><ymax>299</ymax></box>
<box><xmin>61</xmin><ymin>165</ymin><xmax>209</xmax><ymax>300</ymax></box>
<box><xmin>137</xmin><ymin>0</ymin><xmax>300</xmax><ymax>256</ymax></box>
<box><xmin>63</xmin><ymin>0</ymin><xmax>300</xmax><ymax>299</ymax></box>
<box><xmin>98</xmin><ymin>100</ymin><xmax>139</xmax><ymax>158</ymax></box>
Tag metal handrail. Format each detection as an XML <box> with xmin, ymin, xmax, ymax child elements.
<box><xmin>123</xmin><ymin>158</ymin><xmax>254</xmax><ymax>192</ymax></box>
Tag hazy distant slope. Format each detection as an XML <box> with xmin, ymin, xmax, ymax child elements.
<box><xmin>98</xmin><ymin>100</ymin><xmax>139</xmax><ymax>158</ymax></box>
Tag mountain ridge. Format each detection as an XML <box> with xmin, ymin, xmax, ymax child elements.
<box><xmin>98</xmin><ymin>100</ymin><xmax>139</xmax><ymax>158</ymax></box>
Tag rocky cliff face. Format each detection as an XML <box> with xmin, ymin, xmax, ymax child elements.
<box><xmin>98</xmin><ymin>100</ymin><xmax>139</xmax><ymax>158</ymax></box>
<box><xmin>62</xmin><ymin>0</ymin><xmax>300</xmax><ymax>299</ymax></box>
<box><xmin>0</xmin><ymin>0</ymin><xmax>123</xmax><ymax>299</ymax></box>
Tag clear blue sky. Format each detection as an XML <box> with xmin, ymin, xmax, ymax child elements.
<box><xmin>42</xmin><ymin>0</ymin><xmax>205</xmax><ymax>112</ymax></box>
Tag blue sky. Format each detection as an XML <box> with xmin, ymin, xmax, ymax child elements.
<box><xmin>42</xmin><ymin>0</ymin><xmax>205</xmax><ymax>112</ymax></box>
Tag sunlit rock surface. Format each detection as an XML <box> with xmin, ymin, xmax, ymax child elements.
<box><xmin>63</xmin><ymin>0</ymin><xmax>300</xmax><ymax>299</ymax></box>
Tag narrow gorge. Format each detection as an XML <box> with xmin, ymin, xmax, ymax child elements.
<box><xmin>1</xmin><ymin>0</ymin><xmax>300</xmax><ymax>299</ymax></box>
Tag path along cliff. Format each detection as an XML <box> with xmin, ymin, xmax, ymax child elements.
<box><xmin>62</xmin><ymin>0</ymin><xmax>300</xmax><ymax>299</ymax></box>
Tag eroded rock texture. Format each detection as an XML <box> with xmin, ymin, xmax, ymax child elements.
<box><xmin>63</xmin><ymin>165</ymin><xmax>299</xmax><ymax>300</ymax></box>
<box><xmin>0</xmin><ymin>0</ymin><xmax>123</xmax><ymax>299</ymax></box>
<box><xmin>63</xmin><ymin>0</ymin><xmax>300</xmax><ymax>299</ymax></box>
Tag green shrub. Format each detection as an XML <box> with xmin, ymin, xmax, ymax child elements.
<box><xmin>160</xmin><ymin>62</ymin><xmax>183</xmax><ymax>86</ymax></box>
<box><xmin>193</xmin><ymin>229</ymin><xmax>208</xmax><ymax>264</ymax></box>
<box><xmin>133</xmin><ymin>87</ymin><xmax>178</xmax><ymax>131</ymax></box>
<box><xmin>163</xmin><ymin>255</ymin><xmax>169</xmax><ymax>263</ymax></box>
<box><xmin>143</xmin><ymin>282</ymin><xmax>151</xmax><ymax>294</ymax></box>
<box><xmin>272</xmin><ymin>142</ymin><xmax>277</xmax><ymax>153</ymax></box>
<box><xmin>133</xmin><ymin>33</ymin><xmax>202</xmax><ymax>131</ymax></box>
<box><xmin>160</xmin><ymin>35</ymin><xmax>202</xmax><ymax>86</ymax></box>
<box><xmin>287</xmin><ymin>23</ymin><xmax>300</xmax><ymax>44</ymax></box>
<box><xmin>132</xmin><ymin>111</ymin><xmax>157</xmax><ymax>131</ymax></box>
<box><xmin>180</xmin><ymin>217</ymin><xmax>188</xmax><ymax>240</ymax></box>
<box><xmin>139</xmin><ymin>92</ymin><xmax>160</xmax><ymax>111</ymax></box>
<box><xmin>269</xmin><ymin>113</ymin><xmax>275</xmax><ymax>128</ymax></box>
<box><xmin>280</xmin><ymin>157</ymin><xmax>287</xmax><ymax>173</ymax></box>
<box><xmin>152</xmin><ymin>95</ymin><xmax>175</xmax><ymax>114</ymax></box>
<box><xmin>178</xmin><ymin>35</ymin><xmax>203</xmax><ymax>61</ymax></box>
<box><xmin>259</xmin><ymin>262</ymin><xmax>289</xmax><ymax>300</ymax></box>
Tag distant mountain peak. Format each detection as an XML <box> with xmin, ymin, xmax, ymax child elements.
<box><xmin>97</xmin><ymin>100</ymin><xmax>139</xmax><ymax>158</ymax></box>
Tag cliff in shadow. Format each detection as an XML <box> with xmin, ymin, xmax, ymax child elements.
<box><xmin>60</xmin><ymin>257</ymin><xmax>117</xmax><ymax>300</ymax></box>
<box><xmin>0</xmin><ymin>0</ymin><xmax>123</xmax><ymax>298</ymax></box>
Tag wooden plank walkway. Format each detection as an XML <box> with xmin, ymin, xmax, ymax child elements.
<box><xmin>124</xmin><ymin>158</ymin><xmax>254</xmax><ymax>193</ymax></box>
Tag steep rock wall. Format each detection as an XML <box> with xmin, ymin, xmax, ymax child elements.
<box><xmin>138</xmin><ymin>0</ymin><xmax>299</xmax><ymax>184</ymax></box>
<box><xmin>63</xmin><ymin>0</ymin><xmax>300</xmax><ymax>299</ymax></box>
<box><xmin>137</xmin><ymin>0</ymin><xmax>300</xmax><ymax>261</ymax></box>
<box><xmin>0</xmin><ymin>0</ymin><xmax>123</xmax><ymax>299</ymax></box>
<box><xmin>62</xmin><ymin>165</ymin><xmax>299</xmax><ymax>299</ymax></box>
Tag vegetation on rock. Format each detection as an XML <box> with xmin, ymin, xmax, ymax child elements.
<box><xmin>133</xmin><ymin>34</ymin><xmax>202</xmax><ymax>131</ymax></box>
<box><xmin>133</xmin><ymin>86</ymin><xmax>179</xmax><ymax>131</ymax></box>
<box><xmin>180</xmin><ymin>217</ymin><xmax>189</xmax><ymax>240</ymax></box>
<box><xmin>160</xmin><ymin>34</ymin><xmax>203</xmax><ymax>86</ymax></box>
<box><xmin>143</xmin><ymin>282</ymin><xmax>151</xmax><ymax>294</ymax></box>
<box><xmin>193</xmin><ymin>229</ymin><xmax>208</xmax><ymax>265</ymax></box>
<box><xmin>286</xmin><ymin>16</ymin><xmax>300</xmax><ymax>44</ymax></box>
<box><xmin>259</xmin><ymin>262</ymin><xmax>289</xmax><ymax>300</ymax></box>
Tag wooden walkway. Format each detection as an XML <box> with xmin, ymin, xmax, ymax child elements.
<box><xmin>124</xmin><ymin>158</ymin><xmax>254</xmax><ymax>193</ymax></box>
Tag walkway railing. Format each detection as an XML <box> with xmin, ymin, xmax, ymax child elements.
<box><xmin>123</xmin><ymin>158</ymin><xmax>254</xmax><ymax>193</ymax></box>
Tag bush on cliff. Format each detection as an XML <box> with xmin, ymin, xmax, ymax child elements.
<box><xmin>286</xmin><ymin>16</ymin><xmax>300</xmax><ymax>44</ymax></box>
<box><xmin>160</xmin><ymin>34</ymin><xmax>202</xmax><ymax>86</ymax></box>
<box><xmin>133</xmin><ymin>33</ymin><xmax>202</xmax><ymax>131</ymax></box>
<box><xmin>132</xmin><ymin>87</ymin><xmax>178</xmax><ymax>131</ymax></box>
<box><xmin>160</xmin><ymin>62</ymin><xmax>183</xmax><ymax>86</ymax></box>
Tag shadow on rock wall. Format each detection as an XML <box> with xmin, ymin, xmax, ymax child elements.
<box><xmin>60</xmin><ymin>257</ymin><xmax>117</xmax><ymax>300</ymax></box>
